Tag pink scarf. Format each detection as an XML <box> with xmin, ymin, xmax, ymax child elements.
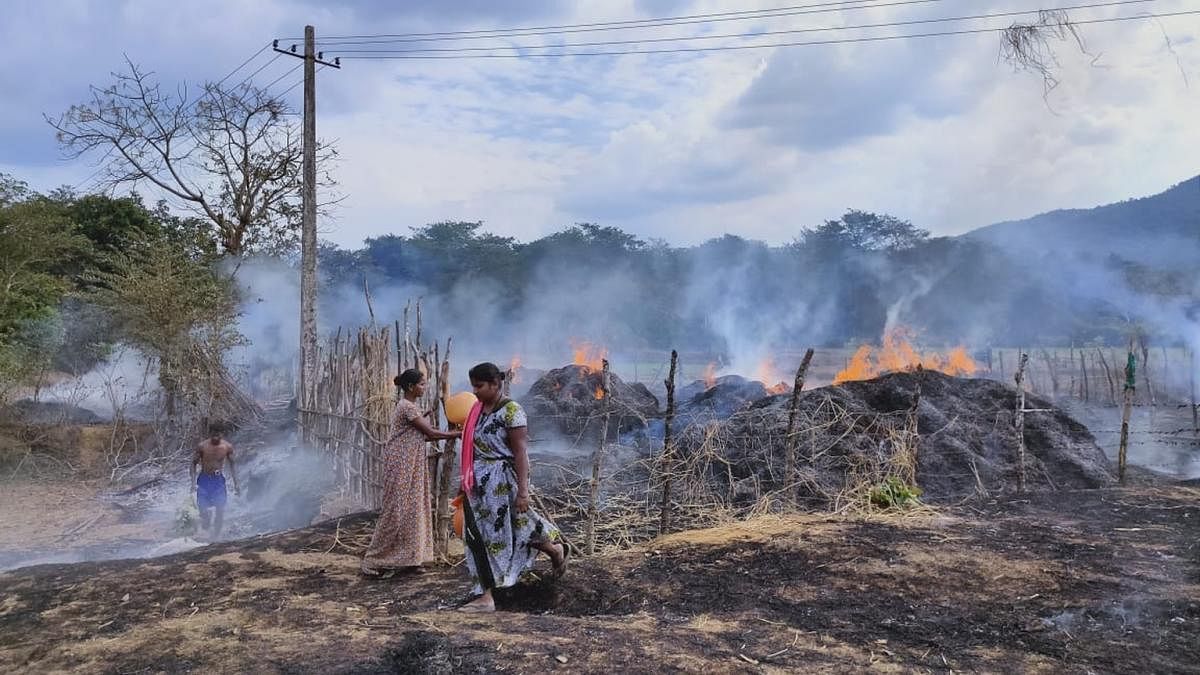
<box><xmin>459</xmin><ymin>400</ymin><xmax>483</xmax><ymax>494</ymax></box>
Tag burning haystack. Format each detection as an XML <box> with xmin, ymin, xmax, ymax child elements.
<box><xmin>679</xmin><ymin>370</ymin><xmax>1113</xmax><ymax>504</ymax></box>
<box><xmin>521</xmin><ymin>364</ymin><xmax>660</xmax><ymax>444</ymax></box>
<box><xmin>677</xmin><ymin>375</ymin><xmax>770</xmax><ymax>421</ymax></box>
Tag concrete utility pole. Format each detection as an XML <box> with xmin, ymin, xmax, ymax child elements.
<box><xmin>275</xmin><ymin>27</ymin><xmax>340</xmax><ymax>425</ymax></box>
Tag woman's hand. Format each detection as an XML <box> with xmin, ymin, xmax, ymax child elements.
<box><xmin>450</xmin><ymin>429</ymin><xmax>462</xmax><ymax>439</ymax></box>
<box><xmin>514</xmin><ymin>491</ymin><xmax>530</xmax><ymax>513</ymax></box>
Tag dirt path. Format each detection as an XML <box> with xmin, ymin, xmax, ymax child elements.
<box><xmin>2</xmin><ymin>486</ymin><xmax>1198</xmax><ymax>673</ymax></box>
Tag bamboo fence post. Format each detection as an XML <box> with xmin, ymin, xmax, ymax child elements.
<box><xmin>1040</xmin><ymin>349</ymin><xmax>1059</xmax><ymax>399</ymax></box>
<box><xmin>1191</xmin><ymin>347</ymin><xmax>1198</xmax><ymax>437</ymax></box>
<box><xmin>784</xmin><ymin>348</ymin><xmax>816</xmax><ymax>503</ymax></box>
<box><xmin>907</xmin><ymin>368</ymin><xmax>923</xmax><ymax>486</ymax></box>
<box><xmin>1014</xmin><ymin>353</ymin><xmax>1029</xmax><ymax>492</ymax></box>
<box><xmin>1118</xmin><ymin>344</ymin><xmax>1137</xmax><ymax>484</ymax></box>
<box><xmin>1097</xmin><ymin>347</ymin><xmax>1115</xmax><ymax>405</ymax></box>
<box><xmin>585</xmin><ymin>359</ymin><xmax>611</xmax><ymax>555</ymax></box>
<box><xmin>1069</xmin><ymin>343</ymin><xmax>1077</xmax><ymax>400</ymax></box>
<box><xmin>658</xmin><ymin>350</ymin><xmax>678</xmax><ymax>536</ymax></box>
<box><xmin>1084</xmin><ymin>348</ymin><xmax>1094</xmax><ymax>401</ymax></box>
<box><xmin>1139</xmin><ymin>335</ymin><xmax>1156</xmax><ymax>407</ymax></box>
<box><xmin>434</xmin><ymin>339</ymin><xmax>457</xmax><ymax>559</ymax></box>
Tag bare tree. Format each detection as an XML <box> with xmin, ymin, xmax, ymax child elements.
<box><xmin>49</xmin><ymin>58</ymin><xmax>336</xmax><ymax>257</ymax></box>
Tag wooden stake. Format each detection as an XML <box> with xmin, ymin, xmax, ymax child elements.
<box><xmin>907</xmin><ymin>368</ymin><xmax>923</xmax><ymax>487</ymax></box>
<box><xmin>1191</xmin><ymin>347</ymin><xmax>1198</xmax><ymax>437</ymax></box>
<box><xmin>658</xmin><ymin>350</ymin><xmax>678</xmax><ymax>535</ymax></box>
<box><xmin>1096</xmin><ymin>347</ymin><xmax>1115</xmax><ymax>405</ymax></box>
<box><xmin>783</xmin><ymin>348</ymin><xmax>815</xmax><ymax>503</ymax></box>
<box><xmin>1139</xmin><ymin>334</ymin><xmax>1155</xmax><ymax>407</ymax></box>
<box><xmin>1118</xmin><ymin>342</ymin><xmax>1136</xmax><ymax>484</ymax></box>
<box><xmin>585</xmin><ymin>359</ymin><xmax>611</xmax><ymax>555</ymax></box>
<box><xmin>1014</xmin><ymin>353</ymin><xmax>1029</xmax><ymax>492</ymax></box>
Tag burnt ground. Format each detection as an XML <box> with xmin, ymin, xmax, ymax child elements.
<box><xmin>2</xmin><ymin>486</ymin><xmax>1198</xmax><ymax>674</ymax></box>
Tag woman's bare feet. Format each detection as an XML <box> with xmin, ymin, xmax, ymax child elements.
<box><xmin>458</xmin><ymin>590</ymin><xmax>495</xmax><ymax>613</ymax></box>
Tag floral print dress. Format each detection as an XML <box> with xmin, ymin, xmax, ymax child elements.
<box><xmin>462</xmin><ymin>399</ymin><xmax>560</xmax><ymax>595</ymax></box>
<box><xmin>362</xmin><ymin>398</ymin><xmax>433</xmax><ymax>571</ymax></box>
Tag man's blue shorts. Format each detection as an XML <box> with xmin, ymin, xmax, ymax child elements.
<box><xmin>196</xmin><ymin>472</ymin><xmax>227</xmax><ymax>509</ymax></box>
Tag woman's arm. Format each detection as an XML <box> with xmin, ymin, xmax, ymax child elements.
<box><xmin>409</xmin><ymin>415</ymin><xmax>461</xmax><ymax>441</ymax></box>
<box><xmin>509</xmin><ymin>426</ymin><xmax>531</xmax><ymax>512</ymax></box>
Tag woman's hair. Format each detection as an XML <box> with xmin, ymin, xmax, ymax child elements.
<box><xmin>394</xmin><ymin>368</ymin><xmax>424</xmax><ymax>392</ymax></box>
<box><xmin>468</xmin><ymin>362</ymin><xmax>506</xmax><ymax>385</ymax></box>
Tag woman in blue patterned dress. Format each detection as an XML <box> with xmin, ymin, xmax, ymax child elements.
<box><xmin>458</xmin><ymin>362</ymin><xmax>568</xmax><ymax>613</ymax></box>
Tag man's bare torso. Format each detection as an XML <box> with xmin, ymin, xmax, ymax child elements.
<box><xmin>196</xmin><ymin>438</ymin><xmax>234</xmax><ymax>474</ymax></box>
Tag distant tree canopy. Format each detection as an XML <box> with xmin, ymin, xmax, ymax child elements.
<box><xmin>1</xmin><ymin>163</ymin><xmax>1193</xmax><ymax>404</ymax></box>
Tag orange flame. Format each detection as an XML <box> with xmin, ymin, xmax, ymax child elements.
<box><xmin>570</xmin><ymin>339</ymin><xmax>607</xmax><ymax>372</ymax></box>
<box><xmin>508</xmin><ymin>355</ymin><xmax>522</xmax><ymax>384</ymax></box>
<box><xmin>754</xmin><ymin>356</ymin><xmax>791</xmax><ymax>395</ymax></box>
<box><xmin>594</xmin><ymin>386</ymin><xmax>605</xmax><ymax>400</ymax></box>
<box><xmin>702</xmin><ymin>363</ymin><xmax>718</xmax><ymax>390</ymax></box>
<box><xmin>833</xmin><ymin>327</ymin><xmax>978</xmax><ymax>384</ymax></box>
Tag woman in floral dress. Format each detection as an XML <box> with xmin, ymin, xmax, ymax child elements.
<box><xmin>362</xmin><ymin>369</ymin><xmax>460</xmax><ymax>576</ymax></box>
<box><xmin>458</xmin><ymin>362</ymin><xmax>568</xmax><ymax>613</ymax></box>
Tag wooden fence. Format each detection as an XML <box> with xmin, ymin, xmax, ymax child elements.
<box><xmin>299</xmin><ymin>301</ymin><xmax>457</xmax><ymax>556</ymax></box>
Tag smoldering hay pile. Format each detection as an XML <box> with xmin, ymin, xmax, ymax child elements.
<box><xmin>520</xmin><ymin>364</ymin><xmax>659</xmax><ymax>443</ymax></box>
<box><xmin>523</xmin><ymin>363</ymin><xmax>1115</xmax><ymax>504</ymax></box>
<box><xmin>678</xmin><ymin>370</ymin><xmax>1115</xmax><ymax>504</ymax></box>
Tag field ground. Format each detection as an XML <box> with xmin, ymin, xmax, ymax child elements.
<box><xmin>2</xmin><ymin>485</ymin><xmax>1198</xmax><ymax>673</ymax></box>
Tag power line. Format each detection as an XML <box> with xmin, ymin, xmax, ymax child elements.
<box><xmin>279</xmin><ymin>65</ymin><xmax>326</xmax><ymax>98</ymax></box>
<box><xmin>263</xmin><ymin>63</ymin><xmax>303</xmax><ymax>92</ymax></box>
<box><xmin>306</xmin><ymin>0</ymin><xmax>951</xmax><ymax>44</ymax></box>
<box><xmin>231</xmin><ymin>52</ymin><xmax>284</xmax><ymax>91</ymax></box>
<box><xmin>333</xmin><ymin>9</ymin><xmax>1200</xmax><ymax>59</ymax></box>
<box><xmin>325</xmin><ymin>0</ymin><xmax>1160</xmax><ymax>55</ymax></box>
<box><xmin>215</xmin><ymin>42</ymin><xmax>273</xmax><ymax>86</ymax></box>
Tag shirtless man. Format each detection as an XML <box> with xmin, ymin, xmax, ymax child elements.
<box><xmin>190</xmin><ymin>432</ymin><xmax>240</xmax><ymax>539</ymax></box>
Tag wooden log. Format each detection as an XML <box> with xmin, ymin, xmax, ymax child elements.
<box><xmin>658</xmin><ymin>350</ymin><xmax>678</xmax><ymax>536</ymax></box>
<box><xmin>783</xmin><ymin>348</ymin><xmax>816</xmax><ymax>503</ymax></box>
<box><xmin>1014</xmin><ymin>353</ymin><xmax>1029</xmax><ymax>492</ymax></box>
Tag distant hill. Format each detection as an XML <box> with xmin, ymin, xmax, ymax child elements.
<box><xmin>965</xmin><ymin>175</ymin><xmax>1200</xmax><ymax>267</ymax></box>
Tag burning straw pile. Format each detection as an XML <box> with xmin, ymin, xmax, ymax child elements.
<box><xmin>534</xmin><ymin>368</ymin><xmax>1116</xmax><ymax>553</ymax></box>
<box><xmin>522</xmin><ymin>364</ymin><xmax>659</xmax><ymax>442</ymax></box>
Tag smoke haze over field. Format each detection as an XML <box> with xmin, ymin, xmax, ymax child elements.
<box><xmin>213</xmin><ymin>176</ymin><xmax>1200</xmax><ymax>396</ymax></box>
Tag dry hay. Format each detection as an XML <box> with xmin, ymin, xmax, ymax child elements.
<box><xmin>676</xmin><ymin>371</ymin><xmax>1114</xmax><ymax>507</ymax></box>
<box><xmin>522</xmin><ymin>364</ymin><xmax>659</xmax><ymax>442</ymax></box>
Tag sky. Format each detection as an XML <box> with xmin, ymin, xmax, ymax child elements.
<box><xmin>1</xmin><ymin>0</ymin><xmax>1197</xmax><ymax>247</ymax></box>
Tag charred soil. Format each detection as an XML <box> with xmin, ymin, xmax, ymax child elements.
<box><xmin>2</xmin><ymin>486</ymin><xmax>1198</xmax><ymax>673</ymax></box>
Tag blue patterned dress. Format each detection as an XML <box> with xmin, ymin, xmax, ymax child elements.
<box><xmin>462</xmin><ymin>400</ymin><xmax>560</xmax><ymax>595</ymax></box>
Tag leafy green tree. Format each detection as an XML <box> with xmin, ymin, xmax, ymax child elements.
<box><xmin>90</xmin><ymin>238</ymin><xmax>241</xmax><ymax>416</ymax></box>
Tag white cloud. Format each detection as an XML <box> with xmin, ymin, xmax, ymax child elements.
<box><xmin>2</xmin><ymin>0</ymin><xmax>1197</xmax><ymax>246</ymax></box>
